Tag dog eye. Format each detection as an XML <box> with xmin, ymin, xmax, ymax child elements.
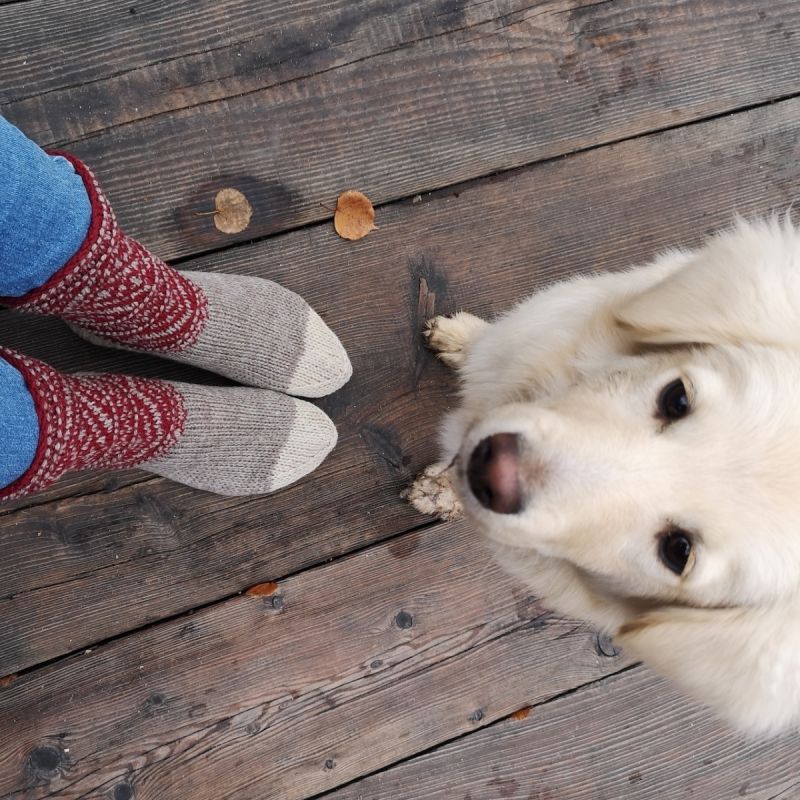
<box><xmin>658</xmin><ymin>528</ymin><xmax>693</xmax><ymax>575</ymax></box>
<box><xmin>657</xmin><ymin>378</ymin><xmax>690</xmax><ymax>422</ymax></box>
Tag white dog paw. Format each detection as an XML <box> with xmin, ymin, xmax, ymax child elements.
<box><xmin>402</xmin><ymin>462</ymin><xmax>464</xmax><ymax>521</ymax></box>
<box><xmin>424</xmin><ymin>312</ymin><xmax>488</xmax><ymax>369</ymax></box>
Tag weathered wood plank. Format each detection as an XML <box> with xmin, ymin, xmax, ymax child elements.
<box><xmin>1</xmin><ymin>0</ymin><xmax>532</xmax><ymax>133</ymax></box>
<box><xmin>326</xmin><ymin>666</ymin><xmax>800</xmax><ymax>800</ymax></box>
<box><xmin>0</xmin><ymin>521</ymin><xmax>627</xmax><ymax>800</ymax></box>
<box><xmin>0</xmin><ymin>465</ymin><xmax>146</xmax><ymax>515</ymax></box>
<box><xmin>3</xmin><ymin>94</ymin><xmax>800</xmax><ymax>677</ymax></box>
<box><xmin>3</xmin><ymin>1</ymin><xmax>799</xmax><ymax>261</ymax></box>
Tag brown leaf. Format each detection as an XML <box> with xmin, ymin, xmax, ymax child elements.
<box><xmin>334</xmin><ymin>190</ymin><xmax>377</xmax><ymax>241</ymax></box>
<box><xmin>245</xmin><ymin>581</ymin><xmax>279</xmax><ymax>597</ymax></box>
<box><xmin>0</xmin><ymin>674</ymin><xmax>16</xmax><ymax>689</ymax></box>
<box><xmin>511</xmin><ymin>706</ymin><xmax>531</xmax><ymax>721</ymax></box>
<box><xmin>213</xmin><ymin>188</ymin><xmax>253</xmax><ymax>234</ymax></box>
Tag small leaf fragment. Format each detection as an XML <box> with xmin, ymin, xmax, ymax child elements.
<box><xmin>0</xmin><ymin>674</ymin><xmax>16</xmax><ymax>689</ymax></box>
<box><xmin>246</xmin><ymin>581</ymin><xmax>279</xmax><ymax>597</ymax></box>
<box><xmin>511</xmin><ymin>706</ymin><xmax>531</xmax><ymax>722</ymax></box>
<box><xmin>334</xmin><ymin>190</ymin><xmax>377</xmax><ymax>241</ymax></box>
<box><xmin>213</xmin><ymin>188</ymin><xmax>253</xmax><ymax>234</ymax></box>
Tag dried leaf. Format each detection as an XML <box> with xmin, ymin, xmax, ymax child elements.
<box><xmin>246</xmin><ymin>581</ymin><xmax>279</xmax><ymax>597</ymax></box>
<box><xmin>334</xmin><ymin>190</ymin><xmax>377</xmax><ymax>241</ymax></box>
<box><xmin>511</xmin><ymin>706</ymin><xmax>531</xmax><ymax>721</ymax></box>
<box><xmin>0</xmin><ymin>674</ymin><xmax>16</xmax><ymax>689</ymax></box>
<box><xmin>213</xmin><ymin>188</ymin><xmax>252</xmax><ymax>234</ymax></box>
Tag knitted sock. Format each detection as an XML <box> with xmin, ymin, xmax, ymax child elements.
<box><xmin>0</xmin><ymin>349</ymin><xmax>337</xmax><ymax>501</ymax></box>
<box><xmin>1</xmin><ymin>154</ymin><xmax>351</xmax><ymax>398</ymax></box>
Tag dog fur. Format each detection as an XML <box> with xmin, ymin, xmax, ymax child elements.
<box><xmin>407</xmin><ymin>216</ymin><xmax>800</xmax><ymax>736</ymax></box>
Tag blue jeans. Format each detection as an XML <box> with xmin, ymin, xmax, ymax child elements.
<box><xmin>0</xmin><ymin>116</ymin><xmax>92</xmax><ymax>487</ymax></box>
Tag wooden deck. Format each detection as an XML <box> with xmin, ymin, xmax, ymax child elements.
<box><xmin>2</xmin><ymin>0</ymin><xmax>800</xmax><ymax>797</ymax></box>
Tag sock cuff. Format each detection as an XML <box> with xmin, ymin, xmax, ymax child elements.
<box><xmin>0</xmin><ymin>152</ymin><xmax>109</xmax><ymax>310</ymax></box>
<box><xmin>2</xmin><ymin>153</ymin><xmax>209</xmax><ymax>354</ymax></box>
<box><xmin>0</xmin><ymin>348</ymin><xmax>188</xmax><ymax>502</ymax></box>
<box><xmin>0</xmin><ymin>349</ymin><xmax>64</xmax><ymax>501</ymax></box>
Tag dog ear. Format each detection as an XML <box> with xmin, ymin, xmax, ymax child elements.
<box><xmin>616</xmin><ymin>604</ymin><xmax>800</xmax><ymax>736</ymax></box>
<box><xmin>615</xmin><ymin>217</ymin><xmax>800</xmax><ymax>348</ymax></box>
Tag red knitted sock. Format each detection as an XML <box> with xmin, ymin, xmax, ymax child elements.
<box><xmin>0</xmin><ymin>349</ymin><xmax>338</xmax><ymax>500</ymax></box>
<box><xmin>2</xmin><ymin>154</ymin><xmax>208</xmax><ymax>353</ymax></box>
<box><xmin>2</xmin><ymin>154</ymin><xmax>351</xmax><ymax>396</ymax></box>
<box><xmin>0</xmin><ymin>348</ymin><xmax>186</xmax><ymax>502</ymax></box>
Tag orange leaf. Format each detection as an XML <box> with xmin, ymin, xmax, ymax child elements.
<box><xmin>334</xmin><ymin>190</ymin><xmax>376</xmax><ymax>241</ymax></box>
<box><xmin>511</xmin><ymin>706</ymin><xmax>531</xmax><ymax>721</ymax></box>
<box><xmin>0</xmin><ymin>674</ymin><xmax>16</xmax><ymax>689</ymax></box>
<box><xmin>246</xmin><ymin>581</ymin><xmax>279</xmax><ymax>597</ymax></box>
<box><xmin>213</xmin><ymin>188</ymin><xmax>253</xmax><ymax>234</ymax></box>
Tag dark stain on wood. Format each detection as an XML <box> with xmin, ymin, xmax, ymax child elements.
<box><xmin>409</xmin><ymin>254</ymin><xmax>448</xmax><ymax>330</ymax></box>
<box><xmin>265</xmin><ymin>594</ymin><xmax>285</xmax><ymax>612</ymax></box>
<box><xmin>360</xmin><ymin>424</ymin><xmax>410</xmax><ymax>475</ymax></box>
<box><xmin>24</xmin><ymin>745</ymin><xmax>67</xmax><ymax>784</ymax></box>
<box><xmin>513</xmin><ymin>593</ymin><xmax>541</xmax><ymax>622</ymax></box>
<box><xmin>213</xmin><ymin>718</ymin><xmax>232</xmax><ymax>733</ymax></box>
<box><xmin>530</xmin><ymin>614</ymin><xmax>550</xmax><ymax>632</ymax></box>
<box><xmin>594</xmin><ymin>631</ymin><xmax>622</xmax><ymax>658</ymax></box>
<box><xmin>433</xmin><ymin>0</ymin><xmax>469</xmax><ymax>25</ymax></box>
<box><xmin>389</xmin><ymin>533</ymin><xmax>420</xmax><ymax>559</ymax></box>
<box><xmin>580</xmin><ymin>17</ymin><xmax>649</xmax><ymax>58</ymax></box>
<box><xmin>557</xmin><ymin>52</ymin><xmax>590</xmax><ymax>85</ymax></box>
<box><xmin>123</xmin><ymin>0</ymin><xmax>171</xmax><ymax>21</ymax></box>
<box><xmin>113</xmin><ymin>781</ymin><xmax>135</xmax><ymax>800</ymax></box>
<box><xmin>134</xmin><ymin>490</ymin><xmax>180</xmax><ymax>529</ymax></box>
<box><xmin>409</xmin><ymin>253</ymin><xmax>449</xmax><ymax>385</ymax></box>
<box><xmin>488</xmin><ymin>777</ymin><xmax>520</xmax><ymax>798</ymax></box>
<box><xmin>142</xmin><ymin>692</ymin><xmax>168</xmax><ymax>717</ymax></box>
<box><xmin>395</xmin><ymin>610</ymin><xmax>413</xmax><ymax>630</ymax></box>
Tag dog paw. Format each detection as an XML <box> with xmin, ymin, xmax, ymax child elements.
<box><xmin>424</xmin><ymin>312</ymin><xmax>488</xmax><ymax>369</ymax></box>
<box><xmin>402</xmin><ymin>462</ymin><xmax>464</xmax><ymax>521</ymax></box>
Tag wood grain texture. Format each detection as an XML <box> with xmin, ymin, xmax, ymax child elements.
<box><xmin>4</xmin><ymin>0</ymin><xmax>800</xmax><ymax>798</ymax></box>
<box><xmin>3</xmin><ymin>1</ymin><xmax>799</xmax><ymax>261</ymax></box>
<box><xmin>2</xmin><ymin>2</ymin><xmax>800</xmax><ymax>798</ymax></box>
<box><xmin>4</xmin><ymin>94</ymin><xmax>800</xmax><ymax>676</ymax></box>
<box><xmin>1</xmin><ymin>0</ymin><xmax>536</xmax><ymax>132</ymax></box>
<box><xmin>327</xmin><ymin>666</ymin><xmax>800</xmax><ymax>800</ymax></box>
<box><xmin>0</xmin><ymin>521</ymin><xmax>627</xmax><ymax>800</ymax></box>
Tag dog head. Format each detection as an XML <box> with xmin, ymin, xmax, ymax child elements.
<box><xmin>455</xmin><ymin>218</ymin><xmax>800</xmax><ymax>733</ymax></box>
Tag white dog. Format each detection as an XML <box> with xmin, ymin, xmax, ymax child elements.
<box><xmin>406</xmin><ymin>217</ymin><xmax>800</xmax><ymax>736</ymax></box>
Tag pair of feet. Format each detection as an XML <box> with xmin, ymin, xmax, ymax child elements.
<box><xmin>0</xmin><ymin>155</ymin><xmax>351</xmax><ymax>501</ymax></box>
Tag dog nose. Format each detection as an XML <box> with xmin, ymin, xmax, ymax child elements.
<box><xmin>467</xmin><ymin>433</ymin><xmax>524</xmax><ymax>514</ymax></box>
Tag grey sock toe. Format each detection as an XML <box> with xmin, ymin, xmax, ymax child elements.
<box><xmin>178</xmin><ymin>271</ymin><xmax>351</xmax><ymax>395</ymax></box>
<box><xmin>70</xmin><ymin>271</ymin><xmax>352</xmax><ymax>396</ymax></box>
<box><xmin>143</xmin><ymin>383</ymin><xmax>337</xmax><ymax>496</ymax></box>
